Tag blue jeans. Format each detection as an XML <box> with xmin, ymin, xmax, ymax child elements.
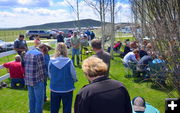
<box><xmin>11</xmin><ymin>78</ymin><xmax>25</xmax><ymax>88</ymax></box>
<box><xmin>72</xmin><ymin>48</ymin><xmax>80</xmax><ymax>65</ymax></box>
<box><xmin>28</xmin><ymin>81</ymin><xmax>44</xmax><ymax>113</ymax></box>
<box><xmin>51</xmin><ymin>91</ymin><xmax>73</xmax><ymax>113</ymax></box>
<box><xmin>44</xmin><ymin>79</ymin><xmax>47</xmax><ymax>101</ymax></box>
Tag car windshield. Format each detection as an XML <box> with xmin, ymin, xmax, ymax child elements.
<box><xmin>29</xmin><ymin>31</ymin><xmax>38</xmax><ymax>33</ymax></box>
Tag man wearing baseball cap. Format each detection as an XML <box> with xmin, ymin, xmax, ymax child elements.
<box><xmin>132</xmin><ymin>96</ymin><xmax>160</xmax><ymax>113</ymax></box>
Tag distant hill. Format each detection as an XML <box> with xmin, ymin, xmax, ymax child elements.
<box><xmin>6</xmin><ymin>19</ymin><xmax>102</xmax><ymax>30</ymax></box>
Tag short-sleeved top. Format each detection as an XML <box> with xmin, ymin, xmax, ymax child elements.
<box><xmin>71</xmin><ymin>36</ymin><xmax>80</xmax><ymax>48</ymax></box>
<box><xmin>3</xmin><ymin>61</ymin><xmax>24</xmax><ymax>79</ymax></box>
<box><xmin>14</xmin><ymin>39</ymin><xmax>27</xmax><ymax>49</ymax></box>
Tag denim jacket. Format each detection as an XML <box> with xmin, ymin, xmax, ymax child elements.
<box><xmin>48</xmin><ymin>56</ymin><xmax>77</xmax><ymax>93</ymax></box>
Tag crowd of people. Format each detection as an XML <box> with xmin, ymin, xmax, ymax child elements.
<box><xmin>110</xmin><ymin>39</ymin><xmax>167</xmax><ymax>80</ymax></box>
<box><xmin>1</xmin><ymin>32</ymin><xmax>160</xmax><ymax>113</ymax></box>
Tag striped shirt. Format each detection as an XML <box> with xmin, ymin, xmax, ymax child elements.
<box><xmin>24</xmin><ymin>49</ymin><xmax>46</xmax><ymax>86</ymax></box>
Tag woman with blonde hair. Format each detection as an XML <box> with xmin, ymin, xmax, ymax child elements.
<box><xmin>48</xmin><ymin>42</ymin><xmax>77</xmax><ymax>113</ymax></box>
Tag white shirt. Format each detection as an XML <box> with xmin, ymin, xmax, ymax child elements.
<box><xmin>123</xmin><ymin>52</ymin><xmax>137</xmax><ymax>64</ymax></box>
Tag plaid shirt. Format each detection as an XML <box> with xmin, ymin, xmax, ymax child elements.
<box><xmin>24</xmin><ymin>49</ymin><xmax>46</xmax><ymax>86</ymax></box>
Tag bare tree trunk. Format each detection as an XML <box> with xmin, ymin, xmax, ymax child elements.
<box><xmin>77</xmin><ymin>0</ymin><xmax>81</xmax><ymax>31</ymax></box>
<box><xmin>110</xmin><ymin>0</ymin><xmax>115</xmax><ymax>57</ymax></box>
<box><xmin>65</xmin><ymin>0</ymin><xmax>81</xmax><ymax>30</ymax></box>
<box><xmin>131</xmin><ymin>0</ymin><xmax>180</xmax><ymax>96</ymax></box>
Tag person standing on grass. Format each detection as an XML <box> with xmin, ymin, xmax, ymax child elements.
<box><xmin>34</xmin><ymin>35</ymin><xmax>41</xmax><ymax>47</ymax></box>
<box><xmin>91</xmin><ymin>39</ymin><xmax>111</xmax><ymax>76</ymax></box>
<box><xmin>48</xmin><ymin>42</ymin><xmax>77</xmax><ymax>113</ymax></box>
<box><xmin>90</xmin><ymin>31</ymin><xmax>95</xmax><ymax>40</ymax></box>
<box><xmin>56</xmin><ymin>32</ymin><xmax>64</xmax><ymax>43</ymax></box>
<box><xmin>14</xmin><ymin>34</ymin><xmax>28</xmax><ymax>56</ymax></box>
<box><xmin>24</xmin><ymin>45</ymin><xmax>46</xmax><ymax>113</ymax></box>
<box><xmin>38</xmin><ymin>44</ymin><xmax>50</xmax><ymax>102</ymax></box>
<box><xmin>71</xmin><ymin>31</ymin><xmax>80</xmax><ymax>66</ymax></box>
<box><xmin>2</xmin><ymin>55</ymin><xmax>25</xmax><ymax>89</ymax></box>
<box><xmin>14</xmin><ymin>34</ymin><xmax>28</xmax><ymax>66</ymax></box>
<box><xmin>74</xmin><ymin>57</ymin><xmax>132</xmax><ymax>113</ymax></box>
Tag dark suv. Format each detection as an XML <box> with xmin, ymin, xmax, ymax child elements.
<box><xmin>26</xmin><ymin>30</ymin><xmax>56</xmax><ymax>40</ymax></box>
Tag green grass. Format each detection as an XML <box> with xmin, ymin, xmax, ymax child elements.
<box><xmin>0</xmin><ymin>30</ymin><xmax>26</xmax><ymax>42</ymax></box>
<box><xmin>0</xmin><ymin>30</ymin><xmax>179</xmax><ymax>113</ymax></box>
<box><xmin>0</xmin><ymin>56</ymin><xmax>178</xmax><ymax>113</ymax></box>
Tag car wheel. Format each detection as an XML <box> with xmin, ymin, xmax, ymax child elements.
<box><xmin>47</xmin><ymin>35</ymin><xmax>52</xmax><ymax>39</ymax></box>
<box><xmin>0</xmin><ymin>48</ymin><xmax>3</xmax><ymax>52</ymax></box>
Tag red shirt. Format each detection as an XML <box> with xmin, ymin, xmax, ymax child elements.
<box><xmin>3</xmin><ymin>61</ymin><xmax>24</xmax><ymax>78</ymax></box>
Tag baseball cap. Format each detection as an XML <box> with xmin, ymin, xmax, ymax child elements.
<box><xmin>132</xmin><ymin>96</ymin><xmax>146</xmax><ymax>112</ymax></box>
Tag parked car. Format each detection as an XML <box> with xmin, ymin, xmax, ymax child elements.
<box><xmin>26</xmin><ymin>30</ymin><xmax>57</xmax><ymax>40</ymax></box>
<box><xmin>49</xmin><ymin>29</ymin><xmax>60</xmax><ymax>38</ymax></box>
<box><xmin>0</xmin><ymin>40</ymin><xmax>14</xmax><ymax>52</ymax></box>
<box><xmin>62</xmin><ymin>30</ymin><xmax>73</xmax><ymax>38</ymax></box>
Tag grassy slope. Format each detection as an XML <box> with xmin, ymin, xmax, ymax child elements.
<box><xmin>0</xmin><ymin>56</ymin><xmax>174</xmax><ymax>113</ymax></box>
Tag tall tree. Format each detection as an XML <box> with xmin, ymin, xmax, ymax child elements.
<box><xmin>65</xmin><ymin>0</ymin><xmax>81</xmax><ymax>31</ymax></box>
<box><xmin>84</xmin><ymin>0</ymin><xmax>110</xmax><ymax>48</ymax></box>
<box><xmin>130</xmin><ymin>0</ymin><xmax>180</xmax><ymax>96</ymax></box>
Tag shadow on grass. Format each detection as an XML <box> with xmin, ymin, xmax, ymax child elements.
<box><xmin>43</xmin><ymin>101</ymin><xmax>50</xmax><ymax>111</ymax></box>
<box><xmin>150</xmin><ymin>84</ymin><xmax>175</xmax><ymax>94</ymax></box>
<box><xmin>7</xmin><ymin>86</ymin><xmax>28</xmax><ymax>91</ymax></box>
<box><xmin>134</xmin><ymin>77</ymin><xmax>175</xmax><ymax>94</ymax></box>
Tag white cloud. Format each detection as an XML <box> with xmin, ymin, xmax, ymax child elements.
<box><xmin>17</xmin><ymin>0</ymin><xmax>32</xmax><ymax>5</ymax></box>
<box><xmin>0</xmin><ymin>0</ymin><xmax>132</xmax><ymax>28</ymax></box>
<box><xmin>50</xmin><ymin>1</ymin><xmax>67</xmax><ymax>7</ymax></box>
<box><xmin>0</xmin><ymin>12</ymin><xmax>16</xmax><ymax>17</ymax></box>
<box><xmin>0</xmin><ymin>0</ymin><xmax>51</xmax><ymax>7</ymax></box>
<box><xmin>13</xmin><ymin>8</ymin><xmax>33</xmax><ymax>14</ymax></box>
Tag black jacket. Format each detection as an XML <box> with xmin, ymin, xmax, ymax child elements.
<box><xmin>56</xmin><ymin>34</ymin><xmax>64</xmax><ymax>42</ymax></box>
<box><xmin>74</xmin><ymin>76</ymin><xmax>132</xmax><ymax>113</ymax></box>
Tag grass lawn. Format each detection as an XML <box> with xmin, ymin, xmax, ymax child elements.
<box><xmin>0</xmin><ymin>30</ymin><xmax>178</xmax><ymax>113</ymax></box>
<box><xmin>0</xmin><ymin>56</ymin><xmax>177</xmax><ymax>113</ymax></box>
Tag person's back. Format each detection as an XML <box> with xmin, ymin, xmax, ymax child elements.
<box><xmin>24</xmin><ymin>48</ymin><xmax>45</xmax><ymax>86</ymax></box>
<box><xmin>75</xmin><ymin>77</ymin><xmax>132</xmax><ymax>113</ymax></box>
<box><xmin>139</xmin><ymin>50</ymin><xmax>148</xmax><ymax>59</ymax></box>
<box><xmin>95</xmin><ymin>50</ymin><xmax>110</xmax><ymax>76</ymax></box>
<box><xmin>95</xmin><ymin>50</ymin><xmax>110</xmax><ymax>67</ymax></box>
<box><xmin>3</xmin><ymin>55</ymin><xmax>25</xmax><ymax>88</ymax></box>
<box><xmin>3</xmin><ymin>61</ymin><xmax>24</xmax><ymax>79</ymax></box>
<box><xmin>90</xmin><ymin>31</ymin><xmax>95</xmax><ymax>40</ymax></box>
<box><xmin>124</xmin><ymin>45</ymin><xmax>131</xmax><ymax>56</ymax></box>
<box><xmin>49</xmin><ymin>43</ymin><xmax>77</xmax><ymax>113</ymax></box>
<box><xmin>123</xmin><ymin>52</ymin><xmax>136</xmax><ymax>64</ymax></box>
<box><xmin>138</xmin><ymin>55</ymin><xmax>152</xmax><ymax>67</ymax></box>
<box><xmin>24</xmin><ymin>48</ymin><xmax>46</xmax><ymax>113</ymax></box>
<box><xmin>49</xmin><ymin>56</ymin><xmax>77</xmax><ymax>92</ymax></box>
<box><xmin>56</xmin><ymin>33</ymin><xmax>64</xmax><ymax>42</ymax></box>
<box><xmin>91</xmin><ymin>39</ymin><xmax>111</xmax><ymax>76</ymax></box>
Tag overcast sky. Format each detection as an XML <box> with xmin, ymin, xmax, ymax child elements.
<box><xmin>0</xmin><ymin>0</ymin><xmax>132</xmax><ymax>28</ymax></box>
